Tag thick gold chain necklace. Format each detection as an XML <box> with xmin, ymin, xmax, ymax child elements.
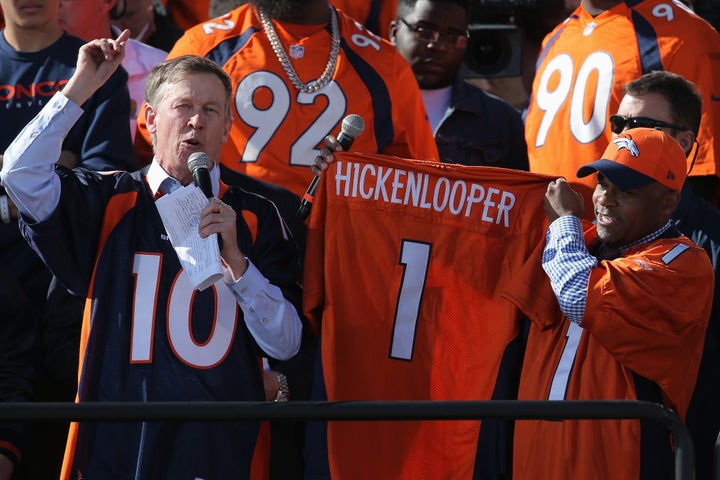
<box><xmin>258</xmin><ymin>6</ymin><xmax>340</xmax><ymax>94</ymax></box>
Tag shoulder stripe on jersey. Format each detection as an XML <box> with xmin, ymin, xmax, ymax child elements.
<box><xmin>630</xmin><ymin>10</ymin><xmax>663</xmax><ymax>73</ymax></box>
<box><xmin>87</xmin><ymin>191</ymin><xmax>139</xmax><ymax>303</ymax></box>
<box><xmin>339</xmin><ymin>39</ymin><xmax>394</xmax><ymax>151</ymax></box>
<box><xmin>98</xmin><ymin>191</ymin><xmax>139</xmax><ymax>256</ymax></box>
<box><xmin>661</xmin><ymin>243</ymin><xmax>690</xmax><ymax>264</ymax></box>
<box><xmin>535</xmin><ymin>19</ymin><xmax>573</xmax><ymax>72</ymax></box>
<box><xmin>206</xmin><ymin>27</ymin><xmax>259</xmax><ymax>67</ymax></box>
<box><xmin>366</xmin><ymin>0</ymin><xmax>382</xmax><ymax>34</ymax></box>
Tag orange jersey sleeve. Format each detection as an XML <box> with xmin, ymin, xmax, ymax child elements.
<box><xmin>508</xmin><ymin>228</ymin><xmax>713</xmax><ymax>480</ymax></box>
<box><xmin>303</xmin><ymin>151</ymin><xmax>552</xmax><ymax>479</ymax></box>
<box><xmin>525</xmin><ymin>0</ymin><xmax>720</xmax><ymax>217</ymax></box>
<box><xmin>329</xmin><ymin>0</ymin><xmax>398</xmax><ymax>39</ymax></box>
<box><xmin>137</xmin><ymin>5</ymin><xmax>438</xmax><ymax>197</ymax></box>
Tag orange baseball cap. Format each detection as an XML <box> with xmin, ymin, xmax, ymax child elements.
<box><xmin>577</xmin><ymin>127</ymin><xmax>687</xmax><ymax>191</ymax></box>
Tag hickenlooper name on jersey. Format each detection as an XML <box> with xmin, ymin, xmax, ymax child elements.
<box><xmin>333</xmin><ymin>161</ymin><xmax>516</xmax><ymax>226</ymax></box>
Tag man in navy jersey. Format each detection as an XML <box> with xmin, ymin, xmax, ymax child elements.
<box><xmin>1</xmin><ymin>31</ymin><xmax>303</xmax><ymax>479</ymax></box>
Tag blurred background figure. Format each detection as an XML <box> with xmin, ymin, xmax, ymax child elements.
<box><xmin>390</xmin><ymin>0</ymin><xmax>528</xmax><ymax>169</ymax></box>
<box><xmin>209</xmin><ymin>0</ymin><xmax>246</xmax><ymax>18</ymax></box>
<box><xmin>160</xmin><ymin>0</ymin><xmax>210</xmax><ymax>30</ymax></box>
<box><xmin>112</xmin><ymin>0</ymin><xmax>183</xmax><ymax>51</ymax></box>
<box><xmin>59</xmin><ymin>0</ymin><xmax>168</xmax><ymax>140</ymax></box>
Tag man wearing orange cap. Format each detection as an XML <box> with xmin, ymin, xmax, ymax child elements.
<box><xmin>506</xmin><ymin>127</ymin><xmax>715</xmax><ymax>479</ymax></box>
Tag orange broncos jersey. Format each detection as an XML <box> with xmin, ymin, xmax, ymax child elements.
<box><xmin>137</xmin><ymin>5</ymin><xmax>438</xmax><ymax>197</ymax></box>
<box><xmin>525</xmin><ymin>0</ymin><xmax>720</xmax><ymax>216</ymax></box>
<box><xmin>505</xmin><ymin>224</ymin><xmax>714</xmax><ymax>479</ymax></box>
<box><xmin>303</xmin><ymin>152</ymin><xmax>552</xmax><ymax>479</ymax></box>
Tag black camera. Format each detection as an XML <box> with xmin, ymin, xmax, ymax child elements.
<box><xmin>462</xmin><ymin>0</ymin><xmax>535</xmax><ymax>78</ymax></box>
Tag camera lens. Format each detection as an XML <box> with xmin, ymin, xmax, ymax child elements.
<box><xmin>466</xmin><ymin>28</ymin><xmax>513</xmax><ymax>76</ymax></box>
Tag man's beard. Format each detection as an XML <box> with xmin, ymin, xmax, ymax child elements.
<box><xmin>250</xmin><ymin>0</ymin><xmax>308</xmax><ymax>20</ymax></box>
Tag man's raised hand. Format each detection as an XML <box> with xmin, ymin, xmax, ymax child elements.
<box><xmin>63</xmin><ymin>30</ymin><xmax>131</xmax><ymax>107</ymax></box>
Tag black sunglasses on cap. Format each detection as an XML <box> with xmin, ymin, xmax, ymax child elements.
<box><xmin>609</xmin><ymin>114</ymin><xmax>686</xmax><ymax>134</ymax></box>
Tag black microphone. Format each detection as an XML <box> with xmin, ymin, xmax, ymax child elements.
<box><xmin>187</xmin><ymin>152</ymin><xmax>223</xmax><ymax>250</ymax></box>
<box><xmin>187</xmin><ymin>152</ymin><xmax>213</xmax><ymax>198</ymax></box>
<box><xmin>296</xmin><ymin>114</ymin><xmax>365</xmax><ymax>221</ymax></box>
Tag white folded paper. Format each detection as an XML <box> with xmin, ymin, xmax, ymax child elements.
<box><xmin>155</xmin><ymin>184</ymin><xmax>224</xmax><ymax>291</ymax></box>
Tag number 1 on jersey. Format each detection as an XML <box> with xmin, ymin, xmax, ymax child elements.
<box><xmin>548</xmin><ymin>321</ymin><xmax>583</xmax><ymax>400</ymax></box>
<box><xmin>390</xmin><ymin>240</ymin><xmax>431</xmax><ymax>361</ymax></box>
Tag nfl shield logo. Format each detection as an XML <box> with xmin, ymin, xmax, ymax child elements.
<box><xmin>289</xmin><ymin>44</ymin><xmax>305</xmax><ymax>59</ymax></box>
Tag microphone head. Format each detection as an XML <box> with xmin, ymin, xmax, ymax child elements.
<box><xmin>187</xmin><ymin>152</ymin><xmax>211</xmax><ymax>172</ymax></box>
<box><xmin>341</xmin><ymin>114</ymin><xmax>365</xmax><ymax>139</ymax></box>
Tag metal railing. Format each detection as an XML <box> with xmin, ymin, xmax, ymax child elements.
<box><xmin>0</xmin><ymin>400</ymin><xmax>694</xmax><ymax>479</ymax></box>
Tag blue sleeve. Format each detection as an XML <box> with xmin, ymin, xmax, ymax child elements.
<box><xmin>64</xmin><ymin>66</ymin><xmax>138</xmax><ymax>172</ymax></box>
<box><xmin>542</xmin><ymin>215</ymin><xmax>598</xmax><ymax>323</ymax></box>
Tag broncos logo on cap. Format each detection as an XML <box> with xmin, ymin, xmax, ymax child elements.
<box><xmin>612</xmin><ymin>137</ymin><xmax>640</xmax><ymax>157</ymax></box>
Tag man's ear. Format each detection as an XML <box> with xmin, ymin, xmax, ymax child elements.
<box><xmin>145</xmin><ymin>103</ymin><xmax>157</xmax><ymax>135</ymax></box>
<box><xmin>661</xmin><ymin>189</ymin><xmax>681</xmax><ymax>215</ymax></box>
<box><xmin>675</xmin><ymin>129</ymin><xmax>696</xmax><ymax>155</ymax></box>
<box><xmin>388</xmin><ymin>20</ymin><xmax>399</xmax><ymax>46</ymax></box>
<box><xmin>221</xmin><ymin>117</ymin><xmax>231</xmax><ymax>145</ymax></box>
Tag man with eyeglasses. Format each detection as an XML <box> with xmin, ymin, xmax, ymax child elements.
<box><xmin>524</xmin><ymin>0</ymin><xmax>720</xmax><ymax>215</ymax></box>
<box><xmin>614</xmin><ymin>70</ymin><xmax>720</xmax><ymax>480</ymax></box>
<box><xmin>389</xmin><ymin>0</ymin><xmax>528</xmax><ymax>170</ymax></box>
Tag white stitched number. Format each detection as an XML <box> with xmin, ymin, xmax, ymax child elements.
<box><xmin>201</xmin><ymin>18</ymin><xmax>236</xmax><ymax>35</ymax></box>
<box><xmin>235</xmin><ymin>72</ymin><xmax>347</xmax><ymax>166</ymax></box>
<box><xmin>652</xmin><ymin>3</ymin><xmax>675</xmax><ymax>20</ymax></box>
<box><xmin>390</xmin><ymin>240</ymin><xmax>431</xmax><ymax>361</ymax></box>
<box><xmin>548</xmin><ymin>321</ymin><xmax>583</xmax><ymax>400</ymax></box>
<box><xmin>130</xmin><ymin>253</ymin><xmax>238</xmax><ymax>368</ymax></box>
<box><xmin>534</xmin><ymin>51</ymin><xmax>614</xmax><ymax>147</ymax></box>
